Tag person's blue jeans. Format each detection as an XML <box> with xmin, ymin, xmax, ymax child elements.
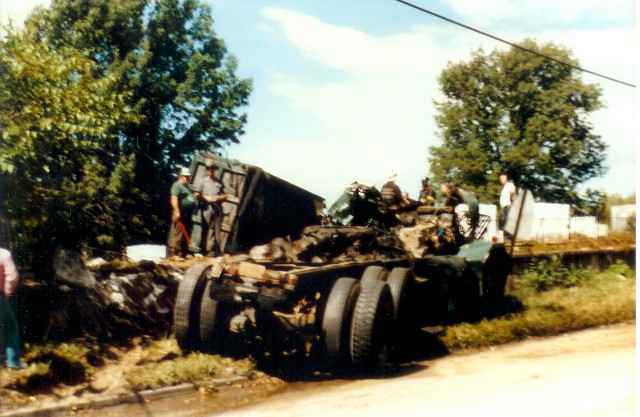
<box><xmin>502</xmin><ymin>205</ymin><xmax>513</xmax><ymax>239</ymax></box>
<box><xmin>0</xmin><ymin>294</ymin><xmax>21</xmax><ymax>367</ymax></box>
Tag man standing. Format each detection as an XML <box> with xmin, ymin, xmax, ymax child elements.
<box><xmin>499</xmin><ymin>172</ymin><xmax>516</xmax><ymax>239</ymax></box>
<box><xmin>169</xmin><ymin>167</ymin><xmax>197</xmax><ymax>259</ymax></box>
<box><xmin>418</xmin><ymin>176</ymin><xmax>436</xmax><ymax>206</ymax></box>
<box><xmin>380</xmin><ymin>170</ymin><xmax>404</xmax><ymax>211</ymax></box>
<box><xmin>0</xmin><ymin>247</ymin><xmax>24</xmax><ymax>368</ymax></box>
<box><xmin>195</xmin><ymin>159</ymin><xmax>228</xmax><ymax>256</ymax></box>
<box><xmin>440</xmin><ymin>182</ymin><xmax>479</xmax><ymax>246</ymax></box>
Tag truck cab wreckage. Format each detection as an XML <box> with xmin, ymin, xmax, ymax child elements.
<box><xmin>174</xmin><ymin>155</ymin><xmax>512</xmax><ymax>373</ymax></box>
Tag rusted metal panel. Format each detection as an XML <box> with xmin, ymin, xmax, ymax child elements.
<box><xmin>187</xmin><ymin>153</ymin><xmax>325</xmax><ymax>254</ymax></box>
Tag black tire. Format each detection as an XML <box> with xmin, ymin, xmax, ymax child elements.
<box><xmin>322</xmin><ymin>278</ymin><xmax>360</xmax><ymax>369</ymax></box>
<box><xmin>386</xmin><ymin>267</ymin><xmax>415</xmax><ymax>326</ymax></box>
<box><xmin>199</xmin><ymin>279</ymin><xmax>224</xmax><ymax>353</ymax></box>
<box><xmin>174</xmin><ymin>263</ymin><xmax>211</xmax><ymax>353</ymax></box>
<box><xmin>386</xmin><ymin>268</ymin><xmax>416</xmax><ymax>364</ymax></box>
<box><xmin>349</xmin><ymin>279</ymin><xmax>394</xmax><ymax>372</ymax></box>
<box><xmin>360</xmin><ymin>265</ymin><xmax>388</xmax><ymax>286</ymax></box>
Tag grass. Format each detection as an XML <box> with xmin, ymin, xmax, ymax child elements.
<box><xmin>123</xmin><ymin>341</ymin><xmax>256</xmax><ymax>392</ymax></box>
<box><xmin>441</xmin><ymin>259</ymin><xmax>636</xmax><ymax>350</ymax></box>
<box><xmin>0</xmin><ymin>337</ymin><xmax>256</xmax><ymax>405</ymax></box>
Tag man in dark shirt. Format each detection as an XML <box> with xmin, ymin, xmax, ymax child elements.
<box><xmin>168</xmin><ymin>167</ymin><xmax>197</xmax><ymax>259</ymax></box>
<box><xmin>418</xmin><ymin>177</ymin><xmax>436</xmax><ymax>206</ymax></box>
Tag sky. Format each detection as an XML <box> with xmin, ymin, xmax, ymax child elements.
<box><xmin>1</xmin><ymin>0</ymin><xmax>636</xmax><ymax>205</ymax></box>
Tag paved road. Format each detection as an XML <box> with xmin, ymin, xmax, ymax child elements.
<box><xmin>218</xmin><ymin>323</ymin><xmax>636</xmax><ymax>417</ymax></box>
<box><xmin>59</xmin><ymin>323</ymin><xmax>635</xmax><ymax>417</ymax></box>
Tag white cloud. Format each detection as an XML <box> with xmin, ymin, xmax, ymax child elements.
<box><xmin>449</xmin><ymin>0</ymin><xmax>632</xmax><ymax>26</ymax></box>
<box><xmin>241</xmin><ymin>5</ymin><xmax>635</xmax><ymax>204</ymax></box>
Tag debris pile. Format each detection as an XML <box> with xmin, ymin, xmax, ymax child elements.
<box><xmin>19</xmin><ymin>217</ymin><xmax>457</xmax><ymax>342</ymax></box>
<box><xmin>22</xmin><ymin>249</ymin><xmax>185</xmax><ymax>342</ymax></box>
<box><xmin>249</xmin><ymin>225</ymin><xmax>407</xmax><ymax>264</ymax></box>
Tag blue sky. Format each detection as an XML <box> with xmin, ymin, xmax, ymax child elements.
<box><xmin>3</xmin><ymin>0</ymin><xmax>636</xmax><ymax>205</ymax></box>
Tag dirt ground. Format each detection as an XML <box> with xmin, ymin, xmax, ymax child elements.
<box><xmin>0</xmin><ymin>337</ymin><xmax>283</xmax><ymax>414</ymax></box>
<box><xmin>33</xmin><ymin>321</ymin><xmax>638</xmax><ymax>417</ymax></box>
<box><xmin>213</xmin><ymin>321</ymin><xmax>636</xmax><ymax>417</ymax></box>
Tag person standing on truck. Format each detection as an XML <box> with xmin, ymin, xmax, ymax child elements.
<box><xmin>169</xmin><ymin>167</ymin><xmax>197</xmax><ymax>260</ymax></box>
<box><xmin>499</xmin><ymin>172</ymin><xmax>516</xmax><ymax>240</ymax></box>
<box><xmin>418</xmin><ymin>176</ymin><xmax>436</xmax><ymax>206</ymax></box>
<box><xmin>195</xmin><ymin>159</ymin><xmax>228</xmax><ymax>257</ymax></box>
<box><xmin>0</xmin><ymin>247</ymin><xmax>26</xmax><ymax>368</ymax></box>
<box><xmin>440</xmin><ymin>182</ymin><xmax>479</xmax><ymax>246</ymax></box>
<box><xmin>380</xmin><ymin>170</ymin><xmax>404</xmax><ymax>211</ymax></box>
<box><xmin>379</xmin><ymin>170</ymin><xmax>405</xmax><ymax>226</ymax></box>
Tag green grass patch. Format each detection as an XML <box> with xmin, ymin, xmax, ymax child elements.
<box><xmin>3</xmin><ymin>337</ymin><xmax>257</xmax><ymax>397</ymax></box>
<box><xmin>442</xmin><ymin>260</ymin><xmax>636</xmax><ymax>350</ymax></box>
<box><xmin>124</xmin><ymin>340</ymin><xmax>256</xmax><ymax>392</ymax></box>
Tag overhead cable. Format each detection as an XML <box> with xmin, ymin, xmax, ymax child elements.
<box><xmin>396</xmin><ymin>0</ymin><xmax>635</xmax><ymax>88</ymax></box>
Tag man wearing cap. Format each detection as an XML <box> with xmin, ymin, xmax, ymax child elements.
<box><xmin>169</xmin><ymin>167</ymin><xmax>197</xmax><ymax>259</ymax></box>
<box><xmin>195</xmin><ymin>159</ymin><xmax>228</xmax><ymax>257</ymax></box>
<box><xmin>380</xmin><ymin>170</ymin><xmax>404</xmax><ymax>212</ymax></box>
<box><xmin>418</xmin><ymin>177</ymin><xmax>436</xmax><ymax>206</ymax></box>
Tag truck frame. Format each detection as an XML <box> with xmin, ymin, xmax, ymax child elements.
<box><xmin>173</xmin><ymin>164</ymin><xmax>512</xmax><ymax>373</ymax></box>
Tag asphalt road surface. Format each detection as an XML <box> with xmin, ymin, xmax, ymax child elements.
<box><xmin>218</xmin><ymin>322</ymin><xmax>636</xmax><ymax>417</ymax></box>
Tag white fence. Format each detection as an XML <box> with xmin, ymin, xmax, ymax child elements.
<box><xmin>507</xmin><ymin>203</ymin><xmax>635</xmax><ymax>243</ymax></box>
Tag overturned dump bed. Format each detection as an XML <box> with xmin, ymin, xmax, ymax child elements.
<box><xmin>186</xmin><ymin>154</ymin><xmax>325</xmax><ymax>254</ymax></box>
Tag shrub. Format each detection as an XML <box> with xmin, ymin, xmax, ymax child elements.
<box><xmin>520</xmin><ymin>256</ymin><xmax>591</xmax><ymax>292</ymax></box>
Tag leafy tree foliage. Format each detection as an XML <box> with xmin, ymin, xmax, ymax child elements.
<box><xmin>573</xmin><ymin>189</ymin><xmax>606</xmax><ymax>217</ymax></box>
<box><xmin>428</xmin><ymin>39</ymin><xmax>606</xmax><ymax>207</ymax></box>
<box><xmin>25</xmin><ymin>0</ymin><xmax>252</xmax><ymax>242</ymax></box>
<box><xmin>0</xmin><ymin>30</ymin><xmax>141</xmax><ymax>269</ymax></box>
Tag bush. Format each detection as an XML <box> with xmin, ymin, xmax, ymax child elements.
<box><xmin>606</xmin><ymin>259</ymin><xmax>635</xmax><ymax>279</ymax></box>
<box><xmin>521</xmin><ymin>256</ymin><xmax>591</xmax><ymax>292</ymax></box>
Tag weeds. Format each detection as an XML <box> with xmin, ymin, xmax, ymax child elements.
<box><xmin>519</xmin><ymin>256</ymin><xmax>593</xmax><ymax>291</ymax></box>
<box><xmin>442</xmin><ymin>261</ymin><xmax>636</xmax><ymax>350</ymax></box>
<box><xmin>124</xmin><ymin>351</ymin><xmax>255</xmax><ymax>392</ymax></box>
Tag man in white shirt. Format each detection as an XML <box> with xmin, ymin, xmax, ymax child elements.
<box><xmin>499</xmin><ymin>173</ymin><xmax>516</xmax><ymax>239</ymax></box>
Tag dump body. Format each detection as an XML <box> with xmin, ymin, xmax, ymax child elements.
<box><xmin>185</xmin><ymin>154</ymin><xmax>325</xmax><ymax>254</ymax></box>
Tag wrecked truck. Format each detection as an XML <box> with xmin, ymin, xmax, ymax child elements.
<box><xmin>174</xmin><ymin>169</ymin><xmax>511</xmax><ymax>373</ymax></box>
<box><xmin>175</xmin><ymin>153</ymin><xmax>325</xmax><ymax>255</ymax></box>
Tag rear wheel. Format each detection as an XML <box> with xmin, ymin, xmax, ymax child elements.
<box><xmin>386</xmin><ymin>267</ymin><xmax>416</xmax><ymax>363</ymax></box>
<box><xmin>199</xmin><ymin>280</ymin><xmax>227</xmax><ymax>353</ymax></box>
<box><xmin>349</xmin><ymin>279</ymin><xmax>394</xmax><ymax>372</ymax></box>
<box><xmin>174</xmin><ymin>263</ymin><xmax>211</xmax><ymax>353</ymax></box>
<box><xmin>386</xmin><ymin>267</ymin><xmax>415</xmax><ymax>327</ymax></box>
<box><xmin>360</xmin><ymin>265</ymin><xmax>388</xmax><ymax>286</ymax></box>
<box><xmin>322</xmin><ymin>277</ymin><xmax>360</xmax><ymax>369</ymax></box>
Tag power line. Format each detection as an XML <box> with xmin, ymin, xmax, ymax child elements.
<box><xmin>396</xmin><ymin>0</ymin><xmax>635</xmax><ymax>88</ymax></box>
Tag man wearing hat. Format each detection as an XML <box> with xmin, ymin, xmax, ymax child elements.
<box><xmin>380</xmin><ymin>170</ymin><xmax>404</xmax><ymax>213</ymax></box>
<box><xmin>169</xmin><ymin>167</ymin><xmax>197</xmax><ymax>259</ymax></box>
<box><xmin>195</xmin><ymin>159</ymin><xmax>228</xmax><ymax>256</ymax></box>
<box><xmin>418</xmin><ymin>176</ymin><xmax>436</xmax><ymax>206</ymax></box>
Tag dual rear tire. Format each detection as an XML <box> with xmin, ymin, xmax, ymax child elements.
<box><xmin>174</xmin><ymin>263</ymin><xmax>227</xmax><ymax>354</ymax></box>
<box><xmin>322</xmin><ymin>266</ymin><xmax>415</xmax><ymax>373</ymax></box>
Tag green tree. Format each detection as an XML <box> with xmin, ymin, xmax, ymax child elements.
<box><xmin>0</xmin><ymin>30</ymin><xmax>141</xmax><ymax>270</ymax></box>
<box><xmin>429</xmin><ymin>39</ymin><xmax>606</xmax><ymax>206</ymax></box>
<box><xmin>25</xmin><ymin>0</ymin><xmax>252</xmax><ymax>241</ymax></box>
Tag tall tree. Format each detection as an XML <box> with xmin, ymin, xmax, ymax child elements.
<box><xmin>0</xmin><ymin>30</ymin><xmax>141</xmax><ymax>269</ymax></box>
<box><xmin>25</xmin><ymin>0</ymin><xmax>252</xmax><ymax>241</ymax></box>
<box><xmin>428</xmin><ymin>39</ymin><xmax>606</xmax><ymax>206</ymax></box>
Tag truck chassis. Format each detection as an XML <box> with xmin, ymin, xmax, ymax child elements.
<box><xmin>173</xmin><ymin>241</ymin><xmax>511</xmax><ymax>373</ymax></box>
